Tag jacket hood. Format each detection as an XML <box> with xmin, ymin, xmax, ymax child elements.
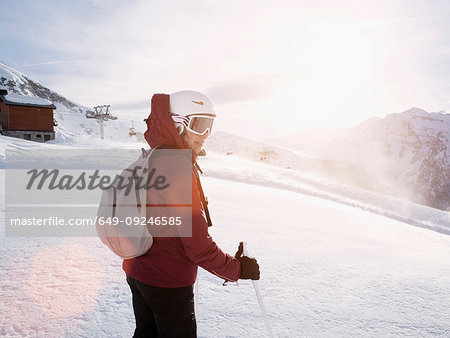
<box><xmin>144</xmin><ymin>94</ymin><xmax>187</xmax><ymax>149</ymax></box>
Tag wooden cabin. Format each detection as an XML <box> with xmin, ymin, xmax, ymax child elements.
<box><xmin>0</xmin><ymin>89</ymin><xmax>56</xmax><ymax>142</ymax></box>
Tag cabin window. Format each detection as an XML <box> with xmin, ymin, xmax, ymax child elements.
<box><xmin>24</xmin><ymin>134</ymin><xmax>31</xmax><ymax>140</ymax></box>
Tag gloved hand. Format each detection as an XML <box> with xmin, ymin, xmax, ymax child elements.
<box><xmin>235</xmin><ymin>242</ymin><xmax>260</xmax><ymax>280</ymax></box>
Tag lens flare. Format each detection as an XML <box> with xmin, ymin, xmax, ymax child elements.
<box><xmin>24</xmin><ymin>243</ymin><xmax>103</xmax><ymax>319</ymax></box>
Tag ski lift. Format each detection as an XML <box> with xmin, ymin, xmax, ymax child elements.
<box><xmin>85</xmin><ymin>105</ymin><xmax>117</xmax><ymax>120</ymax></box>
<box><xmin>85</xmin><ymin>105</ymin><xmax>118</xmax><ymax>140</ymax></box>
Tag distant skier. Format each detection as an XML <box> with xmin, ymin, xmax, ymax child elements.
<box><xmin>123</xmin><ymin>91</ymin><xmax>260</xmax><ymax>337</ymax></box>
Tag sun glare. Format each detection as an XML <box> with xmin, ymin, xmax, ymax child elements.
<box><xmin>25</xmin><ymin>243</ymin><xmax>103</xmax><ymax>319</ymax></box>
<box><xmin>280</xmin><ymin>22</ymin><xmax>377</xmax><ymax>130</ymax></box>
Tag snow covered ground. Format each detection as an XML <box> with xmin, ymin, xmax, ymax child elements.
<box><xmin>1</xmin><ymin>135</ymin><xmax>450</xmax><ymax>337</ymax></box>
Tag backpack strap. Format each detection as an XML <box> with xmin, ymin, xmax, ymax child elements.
<box><xmin>112</xmin><ymin>187</ymin><xmax>117</xmax><ymax>218</ymax></box>
<box><xmin>192</xmin><ymin>162</ymin><xmax>213</xmax><ymax>227</ymax></box>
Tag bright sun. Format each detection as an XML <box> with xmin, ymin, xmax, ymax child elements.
<box><xmin>277</xmin><ymin>22</ymin><xmax>377</xmax><ymax>130</ymax></box>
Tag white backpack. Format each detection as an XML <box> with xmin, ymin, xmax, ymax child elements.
<box><xmin>96</xmin><ymin>148</ymin><xmax>154</xmax><ymax>259</ymax></box>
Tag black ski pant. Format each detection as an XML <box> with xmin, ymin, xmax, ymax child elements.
<box><xmin>126</xmin><ymin>275</ymin><xmax>196</xmax><ymax>338</ymax></box>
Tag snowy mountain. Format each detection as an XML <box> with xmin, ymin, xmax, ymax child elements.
<box><xmin>0</xmin><ymin>62</ymin><xmax>145</xmax><ymax>143</ymax></box>
<box><xmin>270</xmin><ymin>108</ymin><xmax>450</xmax><ymax>211</ymax></box>
<box><xmin>0</xmin><ymin>62</ymin><xmax>86</xmax><ymax>113</ymax></box>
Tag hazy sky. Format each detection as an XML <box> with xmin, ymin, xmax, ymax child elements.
<box><xmin>1</xmin><ymin>0</ymin><xmax>449</xmax><ymax>139</ymax></box>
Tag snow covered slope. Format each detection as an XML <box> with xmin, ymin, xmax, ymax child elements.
<box><xmin>1</xmin><ymin>106</ymin><xmax>449</xmax><ymax>336</ymax></box>
<box><xmin>1</xmin><ymin>163</ymin><xmax>450</xmax><ymax>336</ymax></box>
<box><xmin>270</xmin><ymin>108</ymin><xmax>450</xmax><ymax>211</ymax></box>
<box><xmin>206</xmin><ymin>131</ymin><xmax>377</xmax><ymax>192</ymax></box>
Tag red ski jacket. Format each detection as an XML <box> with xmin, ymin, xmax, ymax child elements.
<box><xmin>122</xmin><ymin>94</ymin><xmax>241</xmax><ymax>287</ymax></box>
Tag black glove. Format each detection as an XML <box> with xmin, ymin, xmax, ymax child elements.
<box><xmin>235</xmin><ymin>242</ymin><xmax>260</xmax><ymax>280</ymax></box>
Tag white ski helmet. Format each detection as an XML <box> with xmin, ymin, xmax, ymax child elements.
<box><xmin>170</xmin><ymin>90</ymin><xmax>216</xmax><ymax>118</ymax></box>
<box><xmin>169</xmin><ymin>90</ymin><xmax>216</xmax><ymax>135</ymax></box>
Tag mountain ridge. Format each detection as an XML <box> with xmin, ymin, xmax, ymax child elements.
<box><xmin>269</xmin><ymin>108</ymin><xmax>450</xmax><ymax>210</ymax></box>
<box><xmin>0</xmin><ymin>62</ymin><xmax>86</xmax><ymax>113</ymax></box>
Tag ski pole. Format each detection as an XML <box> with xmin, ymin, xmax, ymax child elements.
<box><xmin>242</xmin><ymin>242</ymin><xmax>274</xmax><ymax>338</ymax></box>
<box><xmin>194</xmin><ymin>278</ymin><xmax>199</xmax><ymax>316</ymax></box>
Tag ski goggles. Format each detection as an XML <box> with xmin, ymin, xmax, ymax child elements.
<box><xmin>186</xmin><ymin>115</ymin><xmax>214</xmax><ymax>136</ymax></box>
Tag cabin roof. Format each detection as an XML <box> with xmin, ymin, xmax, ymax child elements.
<box><xmin>0</xmin><ymin>93</ymin><xmax>56</xmax><ymax>109</ymax></box>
